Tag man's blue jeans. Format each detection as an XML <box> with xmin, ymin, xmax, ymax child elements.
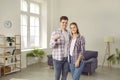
<box><xmin>69</xmin><ymin>61</ymin><xmax>84</xmax><ymax>80</ymax></box>
<box><xmin>53</xmin><ymin>58</ymin><xmax>69</xmax><ymax>80</ymax></box>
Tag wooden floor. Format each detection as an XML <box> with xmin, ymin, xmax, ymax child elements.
<box><xmin>1</xmin><ymin>62</ymin><xmax>120</xmax><ymax>80</ymax></box>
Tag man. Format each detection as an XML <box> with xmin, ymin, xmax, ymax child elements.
<box><xmin>49</xmin><ymin>16</ymin><xmax>70</xmax><ymax>80</ymax></box>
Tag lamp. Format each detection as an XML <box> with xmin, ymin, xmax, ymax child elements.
<box><xmin>104</xmin><ymin>36</ymin><xmax>114</xmax><ymax>43</ymax></box>
<box><xmin>102</xmin><ymin>36</ymin><xmax>114</xmax><ymax>68</ymax></box>
<box><xmin>104</xmin><ymin>36</ymin><xmax>114</xmax><ymax>55</ymax></box>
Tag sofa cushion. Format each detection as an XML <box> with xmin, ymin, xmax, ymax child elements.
<box><xmin>83</xmin><ymin>50</ymin><xmax>98</xmax><ymax>60</ymax></box>
<box><xmin>47</xmin><ymin>54</ymin><xmax>53</xmax><ymax>66</ymax></box>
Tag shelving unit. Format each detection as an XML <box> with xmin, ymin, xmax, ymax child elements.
<box><xmin>0</xmin><ymin>34</ymin><xmax>21</xmax><ymax>76</ymax></box>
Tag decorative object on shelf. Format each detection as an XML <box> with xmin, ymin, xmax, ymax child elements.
<box><xmin>107</xmin><ymin>48</ymin><xmax>120</xmax><ymax>64</ymax></box>
<box><xmin>6</xmin><ymin>37</ymin><xmax>15</xmax><ymax>46</ymax></box>
<box><xmin>27</xmin><ymin>48</ymin><xmax>45</xmax><ymax>61</ymax></box>
<box><xmin>102</xmin><ymin>36</ymin><xmax>114</xmax><ymax>68</ymax></box>
<box><xmin>12</xmin><ymin>49</ymin><xmax>21</xmax><ymax>55</ymax></box>
<box><xmin>4</xmin><ymin>20</ymin><xmax>12</xmax><ymax>28</ymax></box>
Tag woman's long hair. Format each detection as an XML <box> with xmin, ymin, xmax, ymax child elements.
<box><xmin>69</xmin><ymin>22</ymin><xmax>80</xmax><ymax>35</ymax></box>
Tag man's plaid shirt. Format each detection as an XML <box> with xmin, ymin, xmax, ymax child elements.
<box><xmin>49</xmin><ymin>29</ymin><xmax>70</xmax><ymax>61</ymax></box>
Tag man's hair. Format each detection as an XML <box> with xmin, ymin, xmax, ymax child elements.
<box><xmin>60</xmin><ymin>16</ymin><xmax>68</xmax><ymax>22</ymax></box>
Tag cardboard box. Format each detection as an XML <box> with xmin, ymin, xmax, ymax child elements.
<box><xmin>1</xmin><ymin>66</ymin><xmax>11</xmax><ymax>75</ymax></box>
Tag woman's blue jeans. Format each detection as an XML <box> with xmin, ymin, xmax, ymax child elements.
<box><xmin>69</xmin><ymin>61</ymin><xmax>84</xmax><ymax>80</ymax></box>
<box><xmin>53</xmin><ymin>58</ymin><xmax>69</xmax><ymax>80</ymax></box>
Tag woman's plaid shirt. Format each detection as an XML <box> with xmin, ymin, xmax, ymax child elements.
<box><xmin>49</xmin><ymin>29</ymin><xmax>70</xmax><ymax>61</ymax></box>
<box><xmin>69</xmin><ymin>34</ymin><xmax>85</xmax><ymax>63</ymax></box>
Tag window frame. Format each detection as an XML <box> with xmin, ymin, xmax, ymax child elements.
<box><xmin>21</xmin><ymin>0</ymin><xmax>42</xmax><ymax>50</ymax></box>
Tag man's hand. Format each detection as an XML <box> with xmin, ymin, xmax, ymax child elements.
<box><xmin>54</xmin><ymin>34</ymin><xmax>60</xmax><ymax>41</ymax></box>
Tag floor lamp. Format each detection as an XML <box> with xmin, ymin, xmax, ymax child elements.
<box><xmin>102</xmin><ymin>36</ymin><xmax>114</xmax><ymax>69</ymax></box>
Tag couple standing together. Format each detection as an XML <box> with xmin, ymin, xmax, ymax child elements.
<box><xmin>50</xmin><ymin>16</ymin><xmax>85</xmax><ymax>80</ymax></box>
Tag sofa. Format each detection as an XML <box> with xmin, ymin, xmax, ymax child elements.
<box><xmin>82</xmin><ymin>50</ymin><xmax>98</xmax><ymax>75</ymax></box>
<box><xmin>47</xmin><ymin>50</ymin><xmax>98</xmax><ymax>75</ymax></box>
<box><xmin>47</xmin><ymin>55</ymin><xmax>53</xmax><ymax>68</ymax></box>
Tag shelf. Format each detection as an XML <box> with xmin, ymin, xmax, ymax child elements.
<box><xmin>0</xmin><ymin>44</ymin><xmax>5</xmax><ymax>46</ymax></box>
<box><xmin>0</xmin><ymin>55</ymin><xmax>12</xmax><ymax>58</ymax></box>
<box><xmin>4</xmin><ymin>68</ymin><xmax>20</xmax><ymax>75</ymax></box>
<box><xmin>15</xmin><ymin>43</ymin><xmax>21</xmax><ymax>45</ymax></box>
<box><xmin>0</xmin><ymin>54</ymin><xmax>21</xmax><ymax>57</ymax></box>
<box><xmin>0</xmin><ymin>63</ymin><xmax>4</xmax><ymax>65</ymax></box>
<box><xmin>0</xmin><ymin>35</ymin><xmax>21</xmax><ymax>76</ymax></box>
<box><xmin>0</xmin><ymin>54</ymin><xmax>11</xmax><ymax>58</ymax></box>
<box><xmin>5</xmin><ymin>62</ymin><xmax>20</xmax><ymax>66</ymax></box>
<box><xmin>0</xmin><ymin>46</ymin><xmax>16</xmax><ymax>48</ymax></box>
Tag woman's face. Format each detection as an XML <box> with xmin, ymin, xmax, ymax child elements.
<box><xmin>70</xmin><ymin>24</ymin><xmax>77</xmax><ymax>34</ymax></box>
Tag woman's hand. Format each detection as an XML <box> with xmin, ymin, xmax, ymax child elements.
<box><xmin>75</xmin><ymin>60</ymin><xmax>80</xmax><ymax>68</ymax></box>
<box><xmin>75</xmin><ymin>54</ymin><xmax>83</xmax><ymax>68</ymax></box>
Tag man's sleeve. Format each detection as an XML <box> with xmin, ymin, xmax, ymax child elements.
<box><xmin>49</xmin><ymin>31</ymin><xmax>57</xmax><ymax>48</ymax></box>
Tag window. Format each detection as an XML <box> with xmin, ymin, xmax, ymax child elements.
<box><xmin>21</xmin><ymin>0</ymin><xmax>47</xmax><ymax>49</ymax></box>
<box><xmin>21</xmin><ymin>14</ymin><xmax>27</xmax><ymax>48</ymax></box>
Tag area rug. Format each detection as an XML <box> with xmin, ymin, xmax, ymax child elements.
<box><xmin>10</xmin><ymin>78</ymin><xmax>28</xmax><ymax>80</ymax></box>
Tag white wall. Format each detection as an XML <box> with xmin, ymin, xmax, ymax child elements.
<box><xmin>0</xmin><ymin>0</ymin><xmax>20</xmax><ymax>36</ymax></box>
<box><xmin>50</xmin><ymin>0</ymin><xmax>120</xmax><ymax>68</ymax></box>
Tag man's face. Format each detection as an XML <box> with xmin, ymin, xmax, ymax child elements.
<box><xmin>60</xmin><ymin>20</ymin><xmax>68</xmax><ymax>30</ymax></box>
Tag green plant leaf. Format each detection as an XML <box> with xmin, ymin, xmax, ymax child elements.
<box><xmin>6</xmin><ymin>37</ymin><xmax>15</xmax><ymax>42</ymax></box>
<box><xmin>27</xmin><ymin>52</ymin><xmax>36</xmax><ymax>57</ymax></box>
<box><xmin>107</xmin><ymin>48</ymin><xmax>120</xmax><ymax>64</ymax></box>
<box><xmin>107</xmin><ymin>54</ymin><xmax>115</xmax><ymax>61</ymax></box>
<box><xmin>26</xmin><ymin>48</ymin><xmax>45</xmax><ymax>60</ymax></box>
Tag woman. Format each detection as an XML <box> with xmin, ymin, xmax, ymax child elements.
<box><xmin>69</xmin><ymin>22</ymin><xmax>85</xmax><ymax>80</ymax></box>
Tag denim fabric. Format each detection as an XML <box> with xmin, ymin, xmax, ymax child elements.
<box><xmin>69</xmin><ymin>57</ymin><xmax>84</xmax><ymax>80</ymax></box>
<box><xmin>53</xmin><ymin>58</ymin><xmax>69</xmax><ymax>80</ymax></box>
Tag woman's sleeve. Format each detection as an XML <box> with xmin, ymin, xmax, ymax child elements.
<box><xmin>80</xmin><ymin>36</ymin><xmax>85</xmax><ymax>55</ymax></box>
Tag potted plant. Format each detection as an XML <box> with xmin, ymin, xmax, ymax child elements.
<box><xmin>107</xmin><ymin>48</ymin><xmax>120</xmax><ymax>64</ymax></box>
<box><xmin>6</xmin><ymin>37</ymin><xmax>15</xmax><ymax>46</ymax></box>
<box><xmin>27</xmin><ymin>48</ymin><xmax>45</xmax><ymax>61</ymax></box>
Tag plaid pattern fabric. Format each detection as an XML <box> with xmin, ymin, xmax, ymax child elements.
<box><xmin>69</xmin><ymin>34</ymin><xmax>85</xmax><ymax>63</ymax></box>
<box><xmin>49</xmin><ymin>29</ymin><xmax>70</xmax><ymax>61</ymax></box>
